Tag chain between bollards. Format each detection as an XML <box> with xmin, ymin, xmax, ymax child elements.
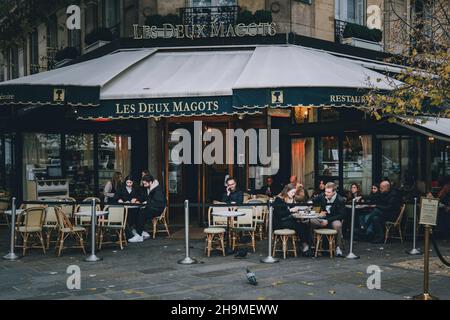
<box><xmin>408</xmin><ymin>197</ymin><xmax>422</xmax><ymax>255</ymax></box>
<box><xmin>261</xmin><ymin>199</ymin><xmax>279</xmax><ymax>263</ymax></box>
<box><xmin>178</xmin><ymin>200</ymin><xmax>197</xmax><ymax>265</ymax></box>
<box><xmin>346</xmin><ymin>197</ymin><xmax>359</xmax><ymax>259</ymax></box>
<box><xmin>84</xmin><ymin>198</ymin><xmax>102</xmax><ymax>262</ymax></box>
<box><xmin>3</xmin><ymin>197</ymin><xmax>20</xmax><ymax>261</ymax></box>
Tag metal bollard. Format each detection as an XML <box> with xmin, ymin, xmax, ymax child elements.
<box><xmin>346</xmin><ymin>198</ymin><xmax>360</xmax><ymax>259</ymax></box>
<box><xmin>85</xmin><ymin>198</ymin><xmax>102</xmax><ymax>262</ymax></box>
<box><xmin>261</xmin><ymin>199</ymin><xmax>279</xmax><ymax>263</ymax></box>
<box><xmin>178</xmin><ymin>200</ymin><xmax>197</xmax><ymax>265</ymax></box>
<box><xmin>3</xmin><ymin>197</ymin><xmax>20</xmax><ymax>261</ymax></box>
<box><xmin>408</xmin><ymin>197</ymin><xmax>422</xmax><ymax>255</ymax></box>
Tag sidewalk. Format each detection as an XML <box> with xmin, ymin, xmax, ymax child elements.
<box><xmin>0</xmin><ymin>225</ymin><xmax>449</xmax><ymax>300</ymax></box>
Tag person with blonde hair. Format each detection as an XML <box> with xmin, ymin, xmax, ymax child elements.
<box><xmin>103</xmin><ymin>171</ymin><xmax>122</xmax><ymax>203</ymax></box>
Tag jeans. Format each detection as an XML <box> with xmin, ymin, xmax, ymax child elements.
<box><xmin>364</xmin><ymin>208</ymin><xmax>387</xmax><ymax>240</ymax></box>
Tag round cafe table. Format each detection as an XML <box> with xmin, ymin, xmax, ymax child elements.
<box><xmin>211</xmin><ymin>210</ymin><xmax>245</xmax><ymax>255</ymax></box>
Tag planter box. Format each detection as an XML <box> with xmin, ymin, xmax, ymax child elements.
<box><xmin>342</xmin><ymin>37</ymin><xmax>383</xmax><ymax>51</ymax></box>
<box><xmin>84</xmin><ymin>40</ymin><xmax>111</xmax><ymax>54</ymax></box>
<box><xmin>54</xmin><ymin>58</ymin><xmax>73</xmax><ymax>69</ymax></box>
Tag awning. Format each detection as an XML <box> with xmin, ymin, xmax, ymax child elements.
<box><xmin>232</xmin><ymin>45</ymin><xmax>398</xmax><ymax>109</ymax></box>
<box><xmin>0</xmin><ymin>49</ymin><xmax>156</xmax><ymax>107</ymax></box>
<box><xmin>80</xmin><ymin>50</ymin><xmax>257</xmax><ymax>119</ymax></box>
<box><xmin>397</xmin><ymin>117</ymin><xmax>450</xmax><ymax>142</ymax></box>
<box><xmin>0</xmin><ymin>44</ymin><xmax>398</xmax><ymax>119</ymax></box>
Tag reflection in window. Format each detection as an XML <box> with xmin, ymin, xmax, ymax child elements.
<box><xmin>98</xmin><ymin>134</ymin><xmax>131</xmax><ymax>194</ymax></box>
<box><xmin>0</xmin><ymin>134</ymin><xmax>14</xmax><ymax>194</ymax></box>
<box><xmin>381</xmin><ymin>139</ymin><xmax>400</xmax><ymax>186</ymax></box>
<box><xmin>318</xmin><ymin>136</ymin><xmax>339</xmax><ymax>179</ymax></box>
<box><xmin>343</xmin><ymin>135</ymin><xmax>372</xmax><ymax>195</ymax></box>
<box><xmin>65</xmin><ymin>134</ymin><xmax>94</xmax><ymax>198</ymax></box>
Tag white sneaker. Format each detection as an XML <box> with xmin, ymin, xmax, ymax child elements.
<box><xmin>141</xmin><ymin>231</ymin><xmax>151</xmax><ymax>240</ymax></box>
<box><xmin>131</xmin><ymin>229</ymin><xmax>138</xmax><ymax>236</ymax></box>
<box><xmin>128</xmin><ymin>234</ymin><xmax>143</xmax><ymax>243</ymax></box>
<box><xmin>335</xmin><ymin>247</ymin><xmax>343</xmax><ymax>257</ymax></box>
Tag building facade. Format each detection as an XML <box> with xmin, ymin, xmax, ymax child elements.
<box><xmin>0</xmin><ymin>0</ymin><xmax>448</xmax><ymax>225</ymax></box>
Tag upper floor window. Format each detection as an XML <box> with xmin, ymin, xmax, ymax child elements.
<box><xmin>0</xmin><ymin>53</ymin><xmax>5</xmax><ymax>82</ymax></box>
<box><xmin>335</xmin><ymin>0</ymin><xmax>365</xmax><ymax>25</ymax></box>
<box><xmin>30</xmin><ymin>29</ymin><xmax>39</xmax><ymax>74</ymax></box>
<box><xmin>46</xmin><ymin>15</ymin><xmax>58</xmax><ymax>48</ymax></box>
<box><xmin>103</xmin><ymin>0</ymin><xmax>120</xmax><ymax>37</ymax></box>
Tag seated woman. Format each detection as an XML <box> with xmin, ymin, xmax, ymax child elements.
<box><xmin>115</xmin><ymin>176</ymin><xmax>145</xmax><ymax>239</ymax></box>
<box><xmin>345</xmin><ymin>183</ymin><xmax>363</xmax><ymax>203</ymax></box>
<box><xmin>294</xmin><ymin>184</ymin><xmax>309</xmax><ymax>204</ymax></box>
<box><xmin>273</xmin><ymin>184</ymin><xmax>312</xmax><ymax>256</ymax></box>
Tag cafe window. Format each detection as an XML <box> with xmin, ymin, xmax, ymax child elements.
<box><xmin>430</xmin><ymin>140</ymin><xmax>450</xmax><ymax>185</ymax></box>
<box><xmin>98</xmin><ymin>134</ymin><xmax>131</xmax><ymax>194</ymax></box>
<box><xmin>291</xmin><ymin>137</ymin><xmax>315</xmax><ymax>191</ymax></box>
<box><xmin>22</xmin><ymin>133</ymin><xmax>62</xmax><ymax>199</ymax></box>
<box><xmin>293</xmin><ymin>107</ymin><xmax>318</xmax><ymax>124</ymax></box>
<box><xmin>65</xmin><ymin>134</ymin><xmax>95</xmax><ymax>197</ymax></box>
<box><xmin>343</xmin><ymin>135</ymin><xmax>372</xmax><ymax>195</ymax></box>
<box><xmin>318</xmin><ymin>136</ymin><xmax>339</xmax><ymax>183</ymax></box>
<box><xmin>0</xmin><ymin>134</ymin><xmax>14</xmax><ymax>195</ymax></box>
<box><xmin>379</xmin><ymin>135</ymin><xmax>418</xmax><ymax>189</ymax></box>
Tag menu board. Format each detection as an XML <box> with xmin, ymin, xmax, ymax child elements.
<box><xmin>419</xmin><ymin>197</ymin><xmax>439</xmax><ymax>226</ymax></box>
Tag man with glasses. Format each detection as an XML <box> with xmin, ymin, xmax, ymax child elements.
<box><xmin>222</xmin><ymin>177</ymin><xmax>244</xmax><ymax>204</ymax></box>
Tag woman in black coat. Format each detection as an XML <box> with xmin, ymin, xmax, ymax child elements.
<box><xmin>273</xmin><ymin>184</ymin><xmax>312</xmax><ymax>256</ymax></box>
<box><xmin>115</xmin><ymin>176</ymin><xmax>141</xmax><ymax>235</ymax></box>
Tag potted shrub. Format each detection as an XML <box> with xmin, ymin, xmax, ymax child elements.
<box><xmin>342</xmin><ymin>22</ymin><xmax>383</xmax><ymax>51</ymax></box>
<box><xmin>84</xmin><ymin>27</ymin><xmax>113</xmax><ymax>53</ymax></box>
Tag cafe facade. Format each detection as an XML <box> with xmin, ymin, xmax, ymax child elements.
<box><xmin>1</xmin><ymin>30</ymin><xmax>449</xmax><ymax>225</ymax></box>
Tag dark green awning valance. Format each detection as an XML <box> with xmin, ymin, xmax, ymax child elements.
<box><xmin>232</xmin><ymin>87</ymin><xmax>372</xmax><ymax>109</ymax></box>
<box><xmin>76</xmin><ymin>96</ymin><xmax>259</xmax><ymax>120</ymax></box>
<box><xmin>0</xmin><ymin>85</ymin><xmax>100</xmax><ymax>107</ymax></box>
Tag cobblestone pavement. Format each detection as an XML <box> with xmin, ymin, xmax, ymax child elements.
<box><xmin>0</xmin><ymin>225</ymin><xmax>449</xmax><ymax>300</ymax></box>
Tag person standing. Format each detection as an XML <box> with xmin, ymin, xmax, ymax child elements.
<box><xmin>222</xmin><ymin>177</ymin><xmax>244</xmax><ymax>204</ymax></box>
<box><xmin>103</xmin><ymin>172</ymin><xmax>122</xmax><ymax>203</ymax></box>
<box><xmin>128</xmin><ymin>175</ymin><xmax>166</xmax><ymax>243</ymax></box>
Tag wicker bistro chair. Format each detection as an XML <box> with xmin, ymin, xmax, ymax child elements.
<box><xmin>207</xmin><ymin>204</ymin><xmax>229</xmax><ymax>228</ymax></box>
<box><xmin>203</xmin><ymin>205</ymin><xmax>228</xmax><ymax>257</ymax></box>
<box><xmin>43</xmin><ymin>206</ymin><xmax>60</xmax><ymax>249</ymax></box>
<box><xmin>54</xmin><ymin>206</ymin><xmax>87</xmax><ymax>257</ymax></box>
<box><xmin>75</xmin><ymin>198</ymin><xmax>101</xmax><ymax>229</ymax></box>
<box><xmin>245</xmin><ymin>199</ymin><xmax>267</xmax><ymax>240</ymax></box>
<box><xmin>15</xmin><ymin>207</ymin><xmax>47</xmax><ymax>256</ymax></box>
<box><xmin>384</xmin><ymin>204</ymin><xmax>406</xmax><ymax>244</ymax></box>
<box><xmin>273</xmin><ymin>229</ymin><xmax>297</xmax><ymax>259</ymax></box>
<box><xmin>152</xmin><ymin>207</ymin><xmax>170</xmax><ymax>239</ymax></box>
<box><xmin>314</xmin><ymin>229</ymin><xmax>338</xmax><ymax>258</ymax></box>
<box><xmin>231</xmin><ymin>207</ymin><xmax>258</xmax><ymax>253</ymax></box>
<box><xmin>99</xmin><ymin>205</ymin><xmax>128</xmax><ymax>250</ymax></box>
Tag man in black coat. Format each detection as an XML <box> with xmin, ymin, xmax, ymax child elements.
<box><xmin>222</xmin><ymin>177</ymin><xmax>244</xmax><ymax>204</ymax></box>
<box><xmin>128</xmin><ymin>175</ymin><xmax>166</xmax><ymax>243</ymax></box>
<box><xmin>310</xmin><ymin>182</ymin><xmax>346</xmax><ymax>256</ymax></box>
<box><xmin>362</xmin><ymin>180</ymin><xmax>402</xmax><ymax>243</ymax></box>
<box><xmin>258</xmin><ymin>176</ymin><xmax>282</xmax><ymax>197</ymax></box>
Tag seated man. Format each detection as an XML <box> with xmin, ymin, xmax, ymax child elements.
<box><xmin>259</xmin><ymin>176</ymin><xmax>282</xmax><ymax>197</ymax></box>
<box><xmin>222</xmin><ymin>177</ymin><xmax>244</xmax><ymax>204</ymax></box>
<box><xmin>362</xmin><ymin>180</ymin><xmax>401</xmax><ymax>243</ymax></box>
<box><xmin>128</xmin><ymin>175</ymin><xmax>166</xmax><ymax>243</ymax></box>
<box><xmin>310</xmin><ymin>182</ymin><xmax>346</xmax><ymax>257</ymax></box>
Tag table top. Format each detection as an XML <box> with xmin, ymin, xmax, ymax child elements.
<box><xmin>75</xmin><ymin>211</ymin><xmax>108</xmax><ymax>217</ymax></box>
<box><xmin>212</xmin><ymin>211</ymin><xmax>246</xmax><ymax>217</ymax></box>
<box><xmin>292</xmin><ymin>213</ymin><xmax>320</xmax><ymax>219</ymax></box>
<box><xmin>4</xmin><ymin>209</ymin><xmax>25</xmax><ymax>215</ymax></box>
<box><xmin>345</xmin><ymin>204</ymin><xmax>372</xmax><ymax>209</ymax></box>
